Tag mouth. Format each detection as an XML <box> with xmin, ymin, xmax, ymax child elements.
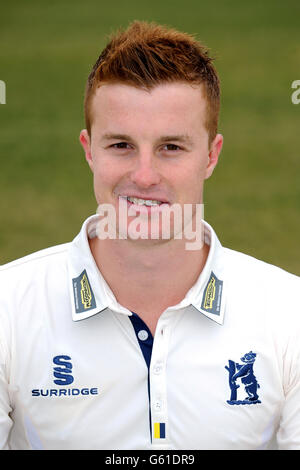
<box><xmin>119</xmin><ymin>195</ymin><xmax>170</xmax><ymax>208</ymax></box>
<box><xmin>118</xmin><ymin>195</ymin><xmax>170</xmax><ymax>216</ymax></box>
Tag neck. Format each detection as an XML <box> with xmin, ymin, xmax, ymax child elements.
<box><xmin>89</xmin><ymin>234</ymin><xmax>209</xmax><ymax>333</ymax></box>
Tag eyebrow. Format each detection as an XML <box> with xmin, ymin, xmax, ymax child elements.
<box><xmin>101</xmin><ymin>133</ymin><xmax>194</xmax><ymax>146</ymax></box>
<box><xmin>157</xmin><ymin>135</ymin><xmax>193</xmax><ymax>146</ymax></box>
<box><xmin>101</xmin><ymin>133</ymin><xmax>132</xmax><ymax>142</ymax></box>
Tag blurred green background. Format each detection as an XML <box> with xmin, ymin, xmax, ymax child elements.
<box><xmin>0</xmin><ymin>0</ymin><xmax>299</xmax><ymax>274</ymax></box>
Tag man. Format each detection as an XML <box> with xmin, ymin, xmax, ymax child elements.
<box><xmin>0</xmin><ymin>21</ymin><xmax>299</xmax><ymax>450</ymax></box>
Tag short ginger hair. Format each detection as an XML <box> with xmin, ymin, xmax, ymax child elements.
<box><xmin>84</xmin><ymin>21</ymin><xmax>220</xmax><ymax>146</ymax></box>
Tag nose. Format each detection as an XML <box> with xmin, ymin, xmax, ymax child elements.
<box><xmin>130</xmin><ymin>151</ymin><xmax>161</xmax><ymax>188</ymax></box>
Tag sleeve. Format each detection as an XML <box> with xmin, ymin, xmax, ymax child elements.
<box><xmin>0</xmin><ymin>321</ymin><xmax>13</xmax><ymax>449</ymax></box>
<box><xmin>276</xmin><ymin>278</ymin><xmax>300</xmax><ymax>450</ymax></box>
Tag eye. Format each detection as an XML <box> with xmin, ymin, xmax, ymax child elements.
<box><xmin>111</xmin><ymin>142</ymin><xmax>131</xmax><ymax>149</ymax></box>
<box><xmin>162</xmin><ymin>144</ymin><xmax>182</xmax><ymax>152</ymax></box>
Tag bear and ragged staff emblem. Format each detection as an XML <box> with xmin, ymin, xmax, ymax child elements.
<box><xmin>225</xmin><ymin>351</ymin><xmax>261</xmax><ymax>405</ymax></box>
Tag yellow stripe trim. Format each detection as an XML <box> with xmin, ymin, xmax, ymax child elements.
<box><xmin>154</xmin><ymin>422</ymin><xmax>160</xmax><ymax>439</ymax></box>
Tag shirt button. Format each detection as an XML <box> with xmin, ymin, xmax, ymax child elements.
<box><xmin>154</xmin><ymin>401</ymin><xmax>162</xmax><ymax>411</ymax></box>
<box><xmin>138</xmin><ymin>329</ymin><xmax>149</xmax><ymax>341</ymax></box>
<box><xmin>153</xmin><ymin>363</ymin><xmax>163</xmax><ymax>374</ymax></box>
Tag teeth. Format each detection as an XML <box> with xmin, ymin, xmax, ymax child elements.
<box><xmin>127</xmin><ymin>197</ymin><xmax>162</xmax><ymax>206</ymax></box>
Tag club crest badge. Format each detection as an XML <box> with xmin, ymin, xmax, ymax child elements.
<box><xmin>225</xmin><ymin>351</ymin><xmax>261</xmax><ymax>405</ymax></box>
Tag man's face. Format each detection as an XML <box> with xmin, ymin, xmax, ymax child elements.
<box><xmin>80</xmin><ymin>81</ymin><xmax>223</xmax><ymax>243</ymax></box>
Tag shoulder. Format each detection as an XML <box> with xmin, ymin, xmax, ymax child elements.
<box><xmin>1</xmin><ymin>243</ymin><xmax>69</xmax><ymax>271</ymax></box>
<box><xmin>0</xmin><ymin>243</ymin><xmax>70</xmax><ymax>291</ymax></box>
<box><xmin>222</xmin><ymin>247</ymin><xmax>300</xmax><ymax>327</ymax></box>
<box><xmin>223</xmin><ymin>246</ymin><xmax>300</xmax><ymax>286</ymax></box>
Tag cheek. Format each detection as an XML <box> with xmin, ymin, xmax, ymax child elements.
<box><xmin>176</xmin><ymin>158</ymin><xmax>207</xmax><ymax>184</ymax></box>
<box><xmin>93</xmin><ymin>157</ymin><xmax>118</xmax><ymax>184</ymax></box>
<box><xmin>92</xmin><ymin>158</ymin><xmax>128</xmax><ymax>199</ymax></box>
<box><xmin>175</xmin><ymin>162</ymin><xmax>206</xmax><ymax>201</ymax></box>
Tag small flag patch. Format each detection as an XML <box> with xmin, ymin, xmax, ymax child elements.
<box><xmin>201</xmin><ymin>271</ymin><xmax>223</xmax><ymax>316</ymax></box>
<box><xmin>72</xmin><ymin>269</ymin><xmax>96</xmax><ymax>313</ymax></box>
<box><xmin>154</xmin><ymin>422</ymin><xmax>166</xmax><ymax>439</ymax></box>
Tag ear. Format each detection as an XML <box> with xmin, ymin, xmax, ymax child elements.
<box><xmin>205</xmin><ymin>133</ymin><xmax>223</xmax><ymax>180</ymax></box>
<box><xmin>79</xmin><ymin>129</ymin><xmax>93</xmax><ymax>171</ymax></box>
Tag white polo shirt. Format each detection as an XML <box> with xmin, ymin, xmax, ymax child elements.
<box><xmin>0</xmin><ymin>214</ymin><xmax>300</xmax><ymax>450</ymax></box>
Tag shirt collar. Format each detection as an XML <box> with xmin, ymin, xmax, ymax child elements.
<box><xmin>68</xmin><ymin>215</ymin><xmax>226</xmax><ymax>325</ymax></box>
<box><xmin>184</xmin><ymin>221</ymin><xmax>226</xmax><ymax>325</ymax></box>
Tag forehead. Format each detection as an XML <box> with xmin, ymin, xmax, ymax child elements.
<box><xmin>90</xmin><ymin>82</ymin><xmax>208</xmax><ymax>137</ymax></box>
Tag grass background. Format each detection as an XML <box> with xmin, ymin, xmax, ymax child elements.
<box><xmin>0</xmin><ymin>0</ymin><xmax>299</xmax><ymax>274</ymax></box>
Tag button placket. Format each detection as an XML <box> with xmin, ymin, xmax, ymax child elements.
<box><xmin>150</xmin><ymin>316</ymin><xmax>173</xmax><ymax>446</ymax></box>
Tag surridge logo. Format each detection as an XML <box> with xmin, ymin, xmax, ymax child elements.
<box><xmin>53</xmin><ymin>355</ymin><xmax>74</xmax><ymax>385</ymax></box>
<box><xmin>31</xmin><ymin>355</ymin><xmax>99</xmax><ymax>397</ymax></box>
<box><xmin>80</xmin><ymin>272</ymin><xmax>92</xmax><ymax>309</ymax></box>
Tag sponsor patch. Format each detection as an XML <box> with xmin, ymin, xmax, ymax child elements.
<box><xmin>31</xmin><ymin>355</ymin><xmax>99</xmax><ymax>398</ymax></box>
<box><xmin>201</xmin><ymin>271</ymin><xmax>223</xmax><ymax>315</ymax></box>
<box><xmin>72</xmin><ymin>269</ymin><xmax>96</xmax><ymax>313</ymax></box>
